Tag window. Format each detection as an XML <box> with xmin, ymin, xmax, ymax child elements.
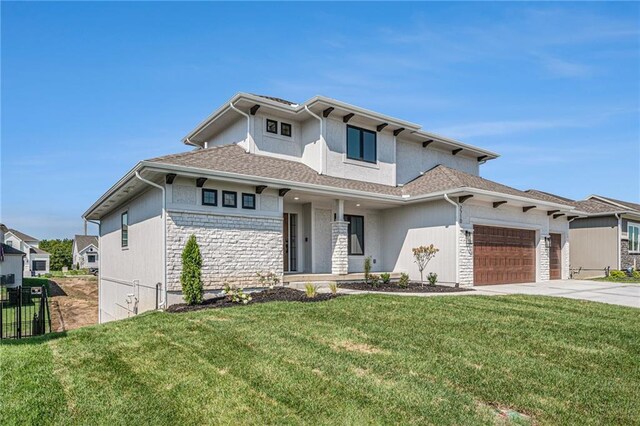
<box><xmin>344</xmin><ymin>214</ymin><xmax>364</xmax><ymax>255</ymax></box>
<box><xmin>242</xmin><ymin>193</ymin><xmax>256</xmax><ymax>209</ymax></box>
<box><xmin>629</xmin><ymin>223</ymin><xmax>640</xmax><ymax>253</ymax></box>
<box><xmin>121</xmin><ymin>211</ymin><xmax>128</xmax><ymax>247</ymax></box>
<box><xmin>222</xmin><ymin>191</ymin><xmax>237</xmax><ymax>208</ymax></box>
<box><xmin>87</xmin><ymin>254</ymin><xmax>96</xmax><ymax>263</ymax></box>
<box><xmin>346</xmin><ymin>125</ymin><xmax>376</xmax><ymax>163</ymax></box>
<box><xmin>202</xmin><ymin>188</ymin><xmax>218</xmax><ymax>206</ymax></box>
<box><xmin>266</xmin><ymin>119</ymin><xmax>278</xmax><ymax>134</ymax></box>
<box><xmin>33</xmin><ymin>260</ymin><xmax>47</xmax><ymax>271</ymax></box>
<box><xmin>281</xmin><ymin>122</ymin><xmax>292</xmax><ymax>137</ymax></box>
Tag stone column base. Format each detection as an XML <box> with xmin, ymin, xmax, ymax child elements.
<box><xmin>331</xmin><ymin>221</ymin><xmax>349</xmax><ymax>275</ymax></box>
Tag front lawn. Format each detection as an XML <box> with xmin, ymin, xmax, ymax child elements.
<box><xmin>591</xmin><ymin>276</ymin><xmax>640</xmax><ymax>284</ymax></box>
<box><xmin>1</xmin><ymin>295</ymin><xmax>638</xmax><ymax>425</ymax></box>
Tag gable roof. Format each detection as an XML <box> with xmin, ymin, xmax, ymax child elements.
<box><xmin>8</xmin><ymin>229</ymin><xmax>39</xmax><ymax>242</ymax></box>
<box><xmin>587</xmin><ymin>195</ymin><xmax>640</xmax><ymax>213</ymax></box>
<box><xmin>525</xmin><ymin>190</ymin><xmax>640</xmax><ymax>216</ymax></box>
<box><xmin>29</xmin><ymin>247</ymin><xmax>49</xmax><ymax>255</ymax></box>
<box><xmin>251</xmin><ymin>94</ymin><xmax>297</xmax><ymax>106</ymax></box>
<box><xmin>525</xmin><ymin>189</ymin><xmax>576</xmax><ymax>205</ymax></box>
<box><xmin>74</xmin><ymin>235</ymin><xmax>99</xmax><ymax>252</ymax></box>
<box><xmin>1</xmin><ymin>243</ymin><xmax>25</xmax><ymax>256</ymax></box>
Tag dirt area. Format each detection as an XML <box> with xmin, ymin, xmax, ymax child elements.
<box><xmin>48</xmin><ymin>276</ymin><xmax>98</xmax><ymax>332</ymax></box>
<box><xmin>339</xmin><ymin>281</ymin><xmax>472</xmax><ymax>293</ymax></box>
<box><xmin>167</xmin><ymin>287</ymin><xmax>340</xmax><ymax>313</ymax></box>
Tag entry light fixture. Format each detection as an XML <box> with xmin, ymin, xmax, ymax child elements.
<box><xmin>356</xmin><ymin>203</ymin><xmax>361</xmax><ymax>207</ymax></box>
<box><xmin>294</xmin><ymin>197</ymin><xmax>299</xmax><ymax>200</ymax></box>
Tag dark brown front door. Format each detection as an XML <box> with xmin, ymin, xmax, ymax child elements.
<box><xmin>473</xmin><ymin>225</ymin><xmax>536</xmax><ymax>285</ymax></box>
<box><xmin>283</xmin><ymin>214</ymin><xmax>289</xmax><ymax>271</ymax></box>
<box><xmin>549</xmin><ymin>233</ymin><xmax>562</xmax><ymax>280</ymax></box>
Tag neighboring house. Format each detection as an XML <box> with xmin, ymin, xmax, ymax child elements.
<box><xmin>84</xmin><ymin>93</ymin><xmax>579</xmax><ymax>322</ymax></box>
<box><xmin>4</xmin><ymin>228</ymin><xmax>50</xmax><ymax>276</ymax></box>
<box><xmin>526</xmin><ymin>191</ymin><xmax>640</xmax><ymax>278</ymax></box>
<box><xmin>0</xmin><ymin>224</ymin><xmax>25</xmax><ymax>287</ymax></box>
<box><xmin>72</xmin><ymin>235</ymin><xmax>99</xmax><ymax>270</ymax></box>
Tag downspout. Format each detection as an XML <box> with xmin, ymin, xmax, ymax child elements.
<box><xmin>615</xmin><ymin>213</ymin><xmax>622</xmax><ymax>270</ymax></box>
<box><xmin>229</xmin><ymin>102</ymin><xmax>252</xmax><ymax>153</ymax></box>
<box><xmin>86</xmin><ymin>219</ymin><xmax>102</xmax><ymax>323</ymax></box>
<box><xmin>443</xmin><ymin>194</ymin><xmax>460</xmax><ymax>286</ymax></box>
<box><xmin>134</xmin><ymin>171</ymin><xmax>167</xmax><ymax>309</ymax></box>
<box><xmin>304</xmin><ymin>105</ymin><xmax>324</xmax><ymax>175</ymax></box>
<box><xmin>185</xmin><ymin>137</ymin><xmax>202</xmax><ymax>150</ymax></box>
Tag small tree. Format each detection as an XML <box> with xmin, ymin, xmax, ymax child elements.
<box><xmin>412</xmin><ymin>245</ymin><xmax>439</xmax><ymax>287</ymax></box>
<box><xmin>363</xmin><ymin>256</ymin><xmax>372</xmax><ymax>284</ymax></box>
<box><xmin>181</xmin><ymin>234</ymin><xmax>203</xmax><ymax>305</ymax></box>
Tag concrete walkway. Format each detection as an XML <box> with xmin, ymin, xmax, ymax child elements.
<box><xmin>336</xmin><ymin>280</ymin><xmax>639</xmax><ymax>308</ymax></box>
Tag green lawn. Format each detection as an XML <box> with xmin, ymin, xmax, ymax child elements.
<box><xmin>1</xmin><ymin>295</ymin><xmax>638</xmax><ymax>425</ymax></box>
<box><xmin>591</xmin><ymin>276</ymin><xmax>640</xmax><ymax>284</ymax></box>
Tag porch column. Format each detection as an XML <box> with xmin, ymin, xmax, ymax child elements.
<box><xmin>331</xmin><ymin>199</ymin><xmax>349</xmax><ymax>275</ymax></box>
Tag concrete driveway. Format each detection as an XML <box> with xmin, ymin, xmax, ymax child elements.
<box><xmin>473</xmin><ymin>280</ymin><xmax>639</xmax><ymax>308</ymax></box>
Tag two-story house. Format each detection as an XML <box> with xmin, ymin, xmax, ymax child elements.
<box><xmin>84</xmin><ymin>93</ymin><xmax>579</xmax><ymax>323</ymax></box>
<box><xmin>0</xmin><ymin>224</ymin><xmax>26</xmax><ymax>287</ymax></box>
<box><xmin>3</xmin><ymin>228</ymin><xmax>50</xmax><ymax>276</ymax></box>
<box><xmin>72</xmin><ymin>235</ymin><xmax>99</xmax><ymax>270</ymax></box>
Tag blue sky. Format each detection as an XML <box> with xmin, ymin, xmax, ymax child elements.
<box><xmin>1</xmin><ymin>2</ymin><xmax>639</xmax><ymax>239</ymax></box>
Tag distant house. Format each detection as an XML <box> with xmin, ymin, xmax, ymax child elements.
<box><xmin>526</xmin><ymin>191</ymin><xmax>640</xmax><ymax>278</ymax></box>
<box><xmin>72</xmin><ymin>235</ymin><xmax>99</xmax><ymax>270</ymax></box>
<box><xmin>0</xmin><ymin>224</ymin><xmax>25</xmax><ymax>287</ymax></box>
<box><xmin>4</xmin><ymin>228</ymin><xmax>50</xmax><ymax>276</ymax></box>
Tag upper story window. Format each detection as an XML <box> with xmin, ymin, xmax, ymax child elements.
<box><xmin>121</xmin><ymin>211</ymin><xmax>128</xmax><ymax>248</ymax></box>
<box><xmin>222</xmin><ymin>191</ymin><xmax>237</xmax><ymax>208</ymax></box>
<box><xmin>266</xmin><ymin>119</ymin><xmax>278</xmax><ymax>134</ymax></box>
<box><xmin>347</xmin><ymin>125</ymin><xmax>376</xmax><ymax>163</ymax></box>
<box><xmin>242</xmin><ymin>193</ymin><xmax>256</xmax><ymax>209</ymax></box>
<box><xmin>281</xmin><ymin>122</ymin><xmax>292</xmax><ymax>137</ymax></box>
<box><xmin>629</xmin><ymin>223</ymin><xmax>640</xmax><ymax>253</ymax></box>
<box><xmin>202</xmin><ymin>189</ymin><xmax>218</xmax><ymax>206</ymax></box>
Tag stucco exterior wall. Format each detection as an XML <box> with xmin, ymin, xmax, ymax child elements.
<box><xmin>569</xmin><ymin>216</ymin><xmax>618</xmax><ymax>278</ymax></box>
<box><xmin>312</xmin><ymin>208</ymin><xmax>332</xmax><ymax>273</ymax></box>
<box><xmin>0</xmin><ymin>254</ymin><xmax>24</xmax><ymax>287</ymax></box>
<box><xmin>99</xmin><ymin>188</ymin><xmax>164</xmax><ymax>323</ymax></box>
<box><xmin>204</xmin><ymin>116</ymin><xmax>248</xmax><ymax>151</ymax></box>
<box><xmin>381</xmin><ymin>199</ymin><xmax>457</xmax><ymax>284</ymax></box>
<box><xmin>395</xmin><ymin>139</ymin><xmax>479</xmax><ymax>184</ymax></box>
<box><xmin>253</xmin><ymin>114</ymin><xmax>304</xmax><ymax>161</ymax></box>
<box><xmin>347</xmin><ymin>210</ymin><xmax>384</xmax><ymax>273</ymax></box>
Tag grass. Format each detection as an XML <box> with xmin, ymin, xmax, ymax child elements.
<box><xmin>590</xmin><ymin>276</ymin><xmax>640</xmax><ymax>283</ymax></box>
<box><xmin>1</xmin><ymin>295</ymin><xmax>638</xmax><ymax>425</ymax></box>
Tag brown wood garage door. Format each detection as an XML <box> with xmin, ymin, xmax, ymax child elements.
<box><xmin>474</xmin><ymin>225</ymin><xmax>536</xmax><ymax>285</ymax></box>
<box><xmin>549</xmin><ymin>233</ymin><xmax>561</xmax><ymax>280</ymax></box>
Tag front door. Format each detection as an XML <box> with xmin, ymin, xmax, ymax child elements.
<box><xmin>283</xmin><ymin>214</ymin><xmax>289</xmax><ymax>271</ymax></box>
<box><xmin>283</xmin><ymin>213</ymin><xmax>298</xmax><ymax>272</ymax></box>
<box><xmin>549</xmin><ymin>233</ymin><xmax>562</xmax><ymax>280</ymax></box>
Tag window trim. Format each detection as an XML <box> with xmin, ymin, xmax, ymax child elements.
<box><xmin>629</xmin><ymin>222</ymin><xmax>640</xmax><ymax>253</ymax></box>
<box><xmin>346</xmin><ymin>124</ymin><xmax>377</xmax><ymax>164</ymax></box>
<box><xmin>121</xmin><ymin>211</ymin><xmax>128</xmax><ymax>248</ymax></box>
<box><xmin>280</xmin><ymin>122</ymin><xmax>292</xmax><ymax>137</ymax></box>
<box><xmin>222</xmin><ymin>191</ymin><xmax>237</xmax><ymax>208</ymax></box>
<box><xmin>242</xmin><ymin>193</ymin><xmax>256</xmax><ymax>210</ymax></box>
<box><xmin>344</xmin><ymin>214</ymin><xmax>365</xmax><ymax>256</ymax></box>
<box><xmin>202</xmin><ymin>188</ymin><xmax>218</xmax><ymax>206</ymax></box>
<box><xmin>266</xmin><ymin>118</ymin><xmax>278</xmax><ymax>134</ymax></box>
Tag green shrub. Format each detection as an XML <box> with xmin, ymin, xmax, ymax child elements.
<box><xmin>363</xmin><ymin>257</ymin><xmax>372</xmax><ymax>284</ymax></box>
<box><xmin>369</xmin><ymin>274</ymin><xmax>380</xmax><ymax>288</ymax></box>
<box><xmin>305</xmin><ymin>283</ymin><xmax>318</xmax><ymax>298</ymax></box>
<box><xmin>181</xmin><ymin>235</ymin><xmax>203</xmax><ymax>305</ymax></box>
<box><xmin>328</xmin><ymin>282</ymin><xmax>338</xmax><ymax>295</ymax></box>
<box><xmin>427</xmin><ymin>272</ymin><xmax>438</xmax><ymax>286</ymax></box>
<box><xmin>222</xmin><ymin>283</ymin><xmax>252</xmax><ymax>304</ymax></box>
<box><xmin>609</xmin><ymin>270</ymin><xmax>626</xmax><ymax>278</ymax></box>
<box><xmin>633</xmin><ymin>270</ymin><xmax>640</xmax><ymax>279</ymax></box>
<box><xmin>380</xmin><ymin>272</ymin><xmax>391</xmax><ymax>285</ymax></box>
<box><xmin>23</xmin><ymin>277</ymin><xmax>50</xmax><ymax>293</ymax></box>
<box><xmin>398</xmin><ymin>273</ymin><xmax>410</xmax><ymax>288</ymax></box>
<box><xmin>256</xmin><ymin>272</ymin><xmax>280</xmax><ymax>288</ymax></box>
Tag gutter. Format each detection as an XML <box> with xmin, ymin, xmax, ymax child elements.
<box><xmin>229</xmin><ymin>101</ymin><xmax>252</xmax><ymax>153</ymax></box>
<box><xmin>134</xmin><ymin>171</ymin><xmax>167</xmax><ymax>309</ymax></box>
<box><xmin>615</xmin><ymin>213</ymin><xmax>622</xmax><ymax>270</ymax></box>
<box><xmin>304</xmin><ymin>105</ymin><xmax>324</xmax><ymax>174</ymax></box>
<box><xmin>443</xmin><ymin>194</ymin><xmax>460</xmax><ymax>286</ymax></box>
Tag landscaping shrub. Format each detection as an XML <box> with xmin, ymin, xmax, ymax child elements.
<box><xmin>305</xmin><ymin>283</ymin><xmax>318</xmax><ymax>298</ymax></box>
<box><xmin>427</xmin><ymin>272</ymin><xmax>438</xmax><ymax>286</ymax></box>
<box><xmin>256</xmin><ymin>272</ymin><xmax>280</xmax><ymax>288</ymax></box>
<box><xmin>609</xmin><ymin>270</ymin><xmax>626</xmax><ymax>278</ymax></box>
<box><xmin>369</xmin><ymin>274</ymin><xmax>380</xmax><ymax>288</ymax></box>
<box><xmin>180</xmin><ymin>234</ymin><xmax>203</xmax><ymax>305</ymax></box>
<box><xmin>328</xmin><ymin>282</ymin><xmax>338</xmax><ymax>295</ymax></box>
<box><xmin>222</xmin><ymin>283</ymin><xmax>252</xmax><ymax>304</ymax></box>
<box><xmin>380</xmin><ymin>272</ymin><xmax>391</xmax><ymax>285</ymax></box>
<box><xmin>363</xmin><ymin>257</ymin><xmax>372</xmax><ymax>284</ymax></box>
<box><xmin>398</xmin><ymin>273</ymin><xmax>410</xmax><ymax>288</ymax></box>
<box><xmin>633</xmin><ymin>270</ymin><xmax>640</xmax><ymax>279</ymax></box>
<box><xmin>412</xmin><ymin>245</ymin><xmax>439</xmax><ymax>287</ymax></box>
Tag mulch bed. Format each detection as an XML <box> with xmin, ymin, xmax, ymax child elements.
<box><xmin>166</xmin><ymin>287</ymin><xmax>340</xmax><ymax>313</ymax></box>
<box><xmin>339</xmin><ymin>282</ymin><xmax>473</xmax><ymax>293</ymax></box>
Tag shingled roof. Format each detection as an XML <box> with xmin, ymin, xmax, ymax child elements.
<box><xmin>1</xmin><ymin>243</ymin><xmax>25</xmax><ymax>256</ymax></box>
<box><xmin>589</xmin><ymin>195</ymin><xmax>640</xmax><ymax>213</ymax></box>
<box><xmin>146</xmin><ymin>144</ymin><xmax>573</xmax><ymax>206</ymax></box>
<box><xmin>251</xmin><ymin>94</ymin><xmax>297</xmax><ymax>106</ymax></box>
<box><xmin>8</xmin><ymin>229</ymin><xmax>39</xmax><ymax>242</ymax></box>
<box><xmin>74</xmin><ymin>235</ymin><xmax>99</xmax><ymax>252</ymax></box>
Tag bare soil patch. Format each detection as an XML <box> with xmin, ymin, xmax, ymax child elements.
<box><xmin>167</xmin><ymin>287</ymin><xmax>340</xmax><ymax>313</ymax></box>
<box><xmin>339</xmin><ymin>281</ymin><xmax>473</xmax><ymax>293</ymax></box>
<box><xmin>48</xmin><ymin>277</ymin><xmax>98</xmax><ymax>332</ymax></box>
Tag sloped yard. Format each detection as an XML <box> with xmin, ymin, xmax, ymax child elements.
<box><xmin>1</xmin><ymin>294</ymin><xmax>638</xmax><ymax>425</ymax></box>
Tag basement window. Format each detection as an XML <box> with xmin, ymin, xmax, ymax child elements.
<box><xmin>629</xmin><ymin>223</ymin><xmax>640</xmax><ymax>253</ymax></box>
<box><xmin>346</xmin><ymin>125</ymin><xmax>376</xmax><ymax>163</ymax></box>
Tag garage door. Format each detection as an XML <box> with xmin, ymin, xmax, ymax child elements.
<box><xmin>549</xmin><ymin>233</ymin><xmax>562</xmax><ymax>280</ymax></box>
<box><xmin>473</xmin><ymin>225</ymin><xmax>536</xmax><ymax>285</ymax></box>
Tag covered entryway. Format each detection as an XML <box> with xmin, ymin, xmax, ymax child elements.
<box><xmin>473</xmin><ymin>225</ymin><xmax>536</xmax><ymax>285</ymax></box>
<box><xmin>549</xmin><ymin>233</ymin><xmax>562</xmax><ymax>280</ymax></box>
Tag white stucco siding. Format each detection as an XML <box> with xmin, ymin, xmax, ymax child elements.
<box><xmin>347</xmin><ymin>211</ymin><xmax>384</xmax><ymax>273</ymax></box>
<box><xmin>0</xmin><ymin>254</ymin><xmax>24</xmax><ymax>287</ymax></box>
<box><xmin>99</xmin><ymin>188</ymin><xmax>163</xmax><ymax>323</ymax></box>
<box><xmin>381</xmin><ymin>199</ymin><xmax>457</xmax><ymax>284</ymax></box>
<box><xmin>313</xmin><ymin>208</ymin><xmax>332</xmax><ymax>273</ymax></box>
<box><xmin>204</xmin><ymin>116</ymin><xmax>248</xmax><ymax>150</ymax></box>
<box><xmin>301</xmin><ymin>117</ymin><xmax>322</xmax><ymax>173</ymax></box>
<box><xmin>396</xmin><ymin>139</ymin><xmax>480</xmax><ymax>184</ymax></box>
<box><xmin>324</xmin><ymin>117</ymin><xmax>395</xmax><ymax>186</ymax></box>
<box><xmin>253</xmin><ymin>114</ymin><xmax>304</xmax><ymax>161</ymax></box>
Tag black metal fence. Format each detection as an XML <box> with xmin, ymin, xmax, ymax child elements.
<box><xmin>0</xmin><ymin>285</ymin><xmax>51</xmax><ymax>339</ymax></box>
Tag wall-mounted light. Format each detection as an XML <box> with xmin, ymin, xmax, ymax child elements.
<box><xmin>464</xmin><ymin>229</ymin><xmax>473</xmax><ymax>244</ymax></box>
<box><xmin>294</xmin><ymin>197</ymin><xmax>299</xmax><ymax>200</ymax></box>
<box><xmin>356</xmin><ymin>203</ymin><xmax>361</xmax><ymax>207</ymax></box>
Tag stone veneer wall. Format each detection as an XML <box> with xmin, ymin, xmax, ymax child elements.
<box><xmin>458</xmin><ymin>228</ymin><xmax>474</xmax><ymax>286</ymax></box>
<box><xmin>539</xmin><ymin>239</ymin><xmax>550</xmax><ymax>281</ymax></box>
<box><xmin>166</xmin><ymin>211</ymin><xmax>282</xmax><ymax>290</ymax></box>
<box><xmin>331</xmin><ymin>221</ymin><xmax>349</xmax><ymax>275</ymax></box>
<box><xmin>621</xmin><ymin>239</ymin><xmax>640</xmax><ymax>270</ymax></box>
